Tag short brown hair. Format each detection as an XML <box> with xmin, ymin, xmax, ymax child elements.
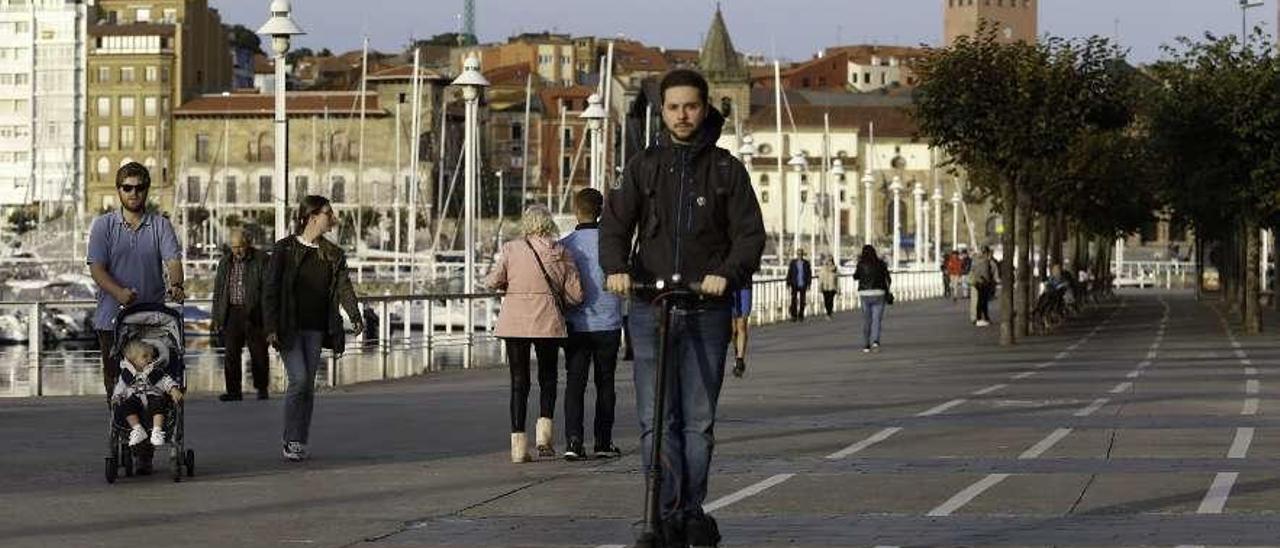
<box><xmin>660</xmin><ymin>69</ymin><xmax>709</xmax><ymax>104</ymax></box>
<box><xmin>115</xmin><ymin>162</ymin><xmax>151</xmax><ymax>189</ymax></box>
<box><xmin>573</xmin><ymin>188</ymin><xmax>603</xmax><ymax>220</ymax></box>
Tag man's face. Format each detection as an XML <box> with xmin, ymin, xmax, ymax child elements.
<box><xmin>229</xmin><ymin>234</ymin><xmax>248</xmax><ymax>259</ymax></box>
<box><xmin>116</xmin><ymin>176</ymin><xmax>149</xmax><ymax>213</ymax></box>
<box><xmin>661</xmin><ymin>86</ymin><xmax>706</xmax><ymax>143</ymax></box>
<box><xmin>311</xmin><ymin>205</ymin><xmax>337</xmax><ymax>234</ymax></box>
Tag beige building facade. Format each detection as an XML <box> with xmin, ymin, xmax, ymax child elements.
<box><xmin>85</xmin><ymin>0</ymin><xmax>231</xmax><ymax>213</ymax></box>
<box><xmin>944</xmin><ymin>0</ymin><xmax>1038</xmax><ymax>46</ymax></box>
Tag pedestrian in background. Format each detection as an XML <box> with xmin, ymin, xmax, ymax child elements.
<box><xmin>263</xmin><ymin>195</ymin><xmax>363</xmax><ymax>462</ymax></box>
<box><xmin>818</xmin><ymin>254</ymin><xmax>839</xmax><ymax>319</ymax></box>
<box><xmin>485</xmin><ymin>204</ymin><xmax>583</xmax><ymax>463</ymax></box>
<box><xmin>853</xmin><ymin>245</ymin><xmax>891</xmax><ymax>352</ymax></box>
<box><xmin>786</xmin><ymin>248</ymin><xmax>813</xmax><ymax>322</ymax></box>
<box><xmin>559</xmin><ymin>189</ymin><xmax>623</xmax><ymax>461</ymax></box>
<box><xmin>212</xmin><ymin>228</ymin><xmax>270</xmax><ymax>401</ymax></box>
<box><xmin>730</xmin><ymin>283</ymin><xmax>752</xmax><ymax>377</ymax></box>
<box><xmin>970</xmin><ymin>245</ymin><xmax>998</xmax><ymax>327</ymax></box>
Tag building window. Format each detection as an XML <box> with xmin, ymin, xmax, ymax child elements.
<box><xmin>135</xmin><ymin>8</ymin><xmax>151</xmax><ymax>22</ymax></box>
<box><xmin>97</xmin><ymin>157</ymin><xmax>111</xmax><ymax>175</ymax></box>
<box><xmin>97</xmin><ymin>67</ymin><xmax>110</xmax><ymax>83</ymax></box>
<box><xmin>145</xmin><ymin>66</ymin><xmax>158</xmax><ymax>82</ymax></box>
<box><xmin>119</xmin><ymin>97</ymin><xmax>134</xmax><ymax>117</ymax></box>
<box><xmin>120</xmin><ymin>126</ymin><xmax>135</xmax><ymax>149</ymax></box>
<box><xmin>562</xmin><ymin>156</ymin><xmax>571</xmax><ymax>178</ymax></box>
<box><xmin>162</xmin><ymin>9</ymin><xmax>176</xmax><ymax>23</ymax></box>
<box><xmin>761</xmin><ymin>191</ymin><xmax>769</xmax><ymax>204</ymax></box>
<box><xmin>120</xmin><ymin>67</ymin><xmax>135</xmax><ymax>83</ymax></box>
<box><xmin>863</xmin><ymin>72</ymin><xmax>871</xmax><ymax>84</ymax></box>
<box><xmin>144</xmin><ymin>126</ymin><xmax>157</xmax><ymax>149</ymax></box>
<box><xmin>195</xmin><ymin>134</ymin><xmax>209</xmax><ymax>162</ymax></box>
<box><xmin>760</xmin><ymin>173</ymin><xmax>770</xmax><ymax>184</ymax></box>
<box><xmin>96</xmin><ymin>96</ymin><xmax>110</xmax><ymax>116</ymax></box>
<box><xmin>143</xmin><ymin>97</ymin><xmax>157</xmax><ymax>117</ymax></box>
<box><xmin>800</xmin><ymin>190</ymin><xmax>809</xmax><ymax>203</ymax></box>
<box><xmin>96</xmin><ymin>126</ymin><xmax>110</xmax><ymax>149</ymax></box>
<box><xmin>294</xmin><ymin>175</ymin><xmax>308</xmax><ymax>197</ymax></box>
<box><xmin>561</xmin><ymin>127</ymin><xmax>572</xmax><ymax>148</ymax></box>
<box><xmin>224</xmin><ymin>176</ymin><xmax>237</xmax><ymax>203</ymax></box>
<box><xmin>258</xmin><ymin>175</ymin><xmax>272</xmax><ymax>203</ymax></box>
<box><xmin>187</xmin><ymin>177</ymin><xmax>202</xmax><ymax>204</ymax></box>
<box><xmin>331</xmin><ymin>175</ymin><xmax>346</xmax><ymax>202</ymax></box>
<box><xmin>511</xmin><ymin>122</ymin><xmax>523</xmax><ymax>141</ymax></box>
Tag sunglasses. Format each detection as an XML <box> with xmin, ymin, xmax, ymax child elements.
<box><xmin>117</xmin><ymin>184</ymin><xmax>149</xmax><ymax>194</ymax></box>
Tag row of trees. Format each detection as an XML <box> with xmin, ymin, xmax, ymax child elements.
<box><xmin>914</xmin><ymin>25</ymin><xmax>1280</xmax><ymax>343</ymax></box>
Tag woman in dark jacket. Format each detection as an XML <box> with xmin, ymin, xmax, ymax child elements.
<box><xmin>852</xmin><ymin>245</ymin><xmax>891</xmax><ymax>353</ymax></box>
<box><xmin>263</xmin><ymin>195</ymin><xmax>362</xmax><ymax>462</ymax></box>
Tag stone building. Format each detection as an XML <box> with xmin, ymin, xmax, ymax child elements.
<box><xmin>944</xmin><ymin>0</ymin><xmax>1038</xmax><ymax>46</ymax></box>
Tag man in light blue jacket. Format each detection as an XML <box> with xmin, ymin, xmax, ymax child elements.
<box><xmin>560</xmin><ymin>188</ymin><xmax>624</xmax><ymax>460</ymax></box>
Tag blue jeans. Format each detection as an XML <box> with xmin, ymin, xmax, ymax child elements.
<box><xmin>629</xmin><ymin>299</ymin><xmax>732</xmax><ymax>521</ymax></box>
<box><xmin>283</xmin><ymin>331</ymin><xmax>325</xmax><ymax>444</ymax></box>
<box><xmin>860</xmin><ymin>295</ymin><xmax>886</xmax><ymax>348</ymax></box>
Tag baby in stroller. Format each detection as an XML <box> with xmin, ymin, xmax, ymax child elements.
<box><xmin>111</xmin><ymin>339</ymin><xmax>184</xmax><ymax>447</ymax></box>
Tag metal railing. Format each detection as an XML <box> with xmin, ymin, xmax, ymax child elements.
<box><xmin>0</xmin><ymin>270</ymin><xmax>943</xmax><ymax>398</ymax></box>
<box><xmin>1113</xmin><ymin>260</ymin><xmax>1195</xmax><ymax>289</ymax></box>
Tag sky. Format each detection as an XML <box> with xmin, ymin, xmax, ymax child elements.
<box><xmin>215</xmin><ymin>0</ymin><xmax>1277</xmax><ymax>64</ymax></box>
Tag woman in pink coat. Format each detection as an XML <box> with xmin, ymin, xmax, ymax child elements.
<box><xmin>485</xmin><ymin>204</ymin><xmax>584</xmax><ymax>463</ymax></box>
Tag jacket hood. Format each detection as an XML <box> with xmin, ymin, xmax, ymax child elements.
<box><xmin>658</xmin><ymin>104</ymin><xmax>726</xmax><ymax>156</ymax></box>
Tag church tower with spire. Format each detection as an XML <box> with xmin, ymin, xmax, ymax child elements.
<box><xmin>698</xmin><ymin>5</ymin><xmax>751</xmax><ymax>132</ymax></box>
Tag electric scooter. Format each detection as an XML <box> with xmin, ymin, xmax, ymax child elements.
<box><xmin>631</xmin><ymin>274</ymin><xmax>710</xmax><ymax>548</ymax></box>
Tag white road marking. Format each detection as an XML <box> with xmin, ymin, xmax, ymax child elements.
<box><xmin>1019</xmin><ymin>428</ymin><xmax>1073</xmax><ymax>459</ymax></box>
<box><xmin>702</xmin><ymin>473</ymin><xmax>794</xmax><ymax>513</ymax></box>
<box><xmin>1074</xmin><ymin>398</ymin><xmax>1109</xmax><ymax>417</ymax></box>
<box><xmin>1196</xmin><ymin>472</ymin><xmax>1239</xmax><ymax>514</ymax></box>
<box><xmin>1011</xmin><ymin>371</ymin><xmax>1037</xmax><ymax>380</ymax></box>
<box><xmin>917</xmin><ymin>399</ymin><xmax>968</xmax><ymax>417</ymax></box>
<box><xmin>1227</xmin><ymin>427</ymin><xmax>1254</xmax><ymax>459</ymax></box>
<box><xmin>1125</xmin><ymin>370</ymin><xmax>1141</xmax><ymax>379</ymax></box>
<box><xmin>1109</xmin><ymin>382</ymin><xmax>1133</xmax><ymax>394</ymax></box>
<box><xmin>1242</xmin><ymin>398</ymin><xmax>1260</xmax><ymax>416</ymax></box>
<box><xmin>1246</xmin><ymin>380</ymin><xmax>1260</xmax><ymax>395</ymax></box>
<box><xmin>825</xmin><ymin>427</ymin><xmax>902</xmax><ymax>460</ymax></box>
<box><xmin>927</xmin><ymin>473</ymin><xmax>1011</xmax><ymax>517</ymax></box>
<box><xmin>972</xmin><ymin>384</ymin><xmax>1008</xmax><ymax>396</ymax></box>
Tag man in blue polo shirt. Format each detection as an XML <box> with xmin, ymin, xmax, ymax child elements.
<box><xmin>87</xmin><ymin>162</ymin><xmax>185</xmax><ymax>398</ymax></box>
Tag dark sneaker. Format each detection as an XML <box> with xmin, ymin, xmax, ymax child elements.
<box><xmin>684</xmin><ymin>513</ymin><xmax>721</xmax><ymax>547</ymax></box>
<box><xmin>593</xmin><ymin>443</ymin><xmax>622</xmax><ymax>459</ymax></box>
<box><xmin>662</xmin><ymin>518</ymin><xmax>686</xmax><ymax>548</ymax></box>
<box><xmin>218</xmin><ymin>393</ymin><xmax>243</xmax><ymax>402</ymax></box>
<box><xmin>564</xmin><ymin>438</ymin><xmax>586</xmax><ymax>461</ymax></box>
<box><xmin>283</xmin><ymin>441</ymin><xmax>307</xmax><ymax>462</ymax></box>
<box><xmin>732</xmin><ymin>358</ymin><xmax>746</xmax><ymax>378</ymax></box>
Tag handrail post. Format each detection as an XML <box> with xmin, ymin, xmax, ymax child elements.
<box><xmin>379</xmin><ymin>300</ymin><xmax>390</xmax><ymax>380</ymax></box>
<box><xmin>425</xmin><ymin>299</ymin><xmax>434</xmax><ymax>372</ymax></box>
<box><xmin>28</xmin><ymin>303</ymin><xmax>42</xmax><ymax>397</ymax></box>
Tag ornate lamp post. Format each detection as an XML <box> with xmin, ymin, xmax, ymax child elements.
<box><xmin>451</xmin><ymin>54</ymin><xmax>489</xmax><ymax>368</ymax></box>
<box><xmin>580</xmin><ymin>93</ymin><xmax>606</xmax><ymax>191</ymax></box>
<box><xmin>890</xmin><ymin>175</ymin><xmax>903</xmax><ymax>268</ymax></box>
<box><xmin>257</xmin><ymin>0</ymin><xmax>304</xmax><ymax>240</ymax></box>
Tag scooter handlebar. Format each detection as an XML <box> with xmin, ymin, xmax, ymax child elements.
<box><xmin>631</xmin><ymin>279</ymin><xmax>703</xmax><ymax>294</ymax></box>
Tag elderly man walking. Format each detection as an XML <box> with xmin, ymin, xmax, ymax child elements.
<box><xmin>213</xmin><ymin>228</ymin><xmax>271</xmax><ymax>401</ymax></box>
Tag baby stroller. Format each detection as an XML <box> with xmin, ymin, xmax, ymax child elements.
<box><xmin>104</xmin><ymin>303</ymin><xmax>195</xmax><ymax>483</ymax></box>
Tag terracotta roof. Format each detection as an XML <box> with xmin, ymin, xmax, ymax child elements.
<box><xmin>746</xmin><ymin>104</ymin><xmax>918</xmax><ymax>138</ymax></box>
<box><xmin>253</xmin><ymin>54</ymin><xmax>274</xmax><ymax>75</ymax></box>
<box><xmin>825</xmin><ymin>44</ymin><xmax>929</xmax><ymax>65</ymax></box>
<box><xmin>175</xmin><ymin>92</ymin><xmax>385</xmax><ymax>117</ymax></box>
<box><xmin>484</xmin><ymin>63</ymin><xmax>535</xmax><ymax>86</ymax></box>
<box><xmin>614</xmin><ymin>42</ymin><xmax>669</xmax><ymax>74</ymax></box>
<box><xmin>367</xmin><ymin>64</ymin><xmax>447</xmax><ymax>81</ymax></box>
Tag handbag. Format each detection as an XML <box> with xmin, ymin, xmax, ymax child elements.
<box><xmin>524</xmin><ymin>238</ymin><xmax>569</xmax><ymax>318</ymax></box>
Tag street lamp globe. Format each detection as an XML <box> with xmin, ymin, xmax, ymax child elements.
<box><xmin>580</xmin><ymin>93</ymin><xmax>606</xmax><ymax>130</ymax></box>
<box><xmin>452</xmin><ymin>54</ymin><xmax>490</xmax><ymax>99</ymax></box>
<box><xmin>830</xmin><ymin>158</ymin><xmax>845</xmax><ymax>177</ymax></box>
<box><xmin>738</xmin><ymin>134</ymin><xmax>755</xmax><ymax>162</ymax></box>
<box><xmin>788</xmin><ymin>152</ymin><xmax>807</xmax><ymax>172</ymax></box>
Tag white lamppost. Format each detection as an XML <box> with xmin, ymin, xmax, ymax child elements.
<box><xmin>862</xmin><ymin>168</ymin><xmax>874</xmax><ymax>246</ymax></box>
<box><xmin>890</xmin><ymin>175</ymin><xmax>903</xmax><ymax>268</ymax></box>
<box><xmin>738</xmin><ymin>134</ymin><xmax>755</xmax><ymax>164</ymax></box>
<box><xmin>913</xmin><ymin>181</ymin><xmax>925</xmax><ymax>267</ymax></box>
<box><xmin>452</xmin><ymin>54</ymin><xmax>489</xmax><ymax>368</ymax></box>
<box><xmin>951</xmin><ymin>189</ymin><xmax>962</xmax><ymax>252</ymax></box>
<box><xmin>932</xmin><ymin>185</ymin><xmax>944</xmax><ymax>263</ymax></box>
<box><xmin>580</xmin><ymin>93</ymin><xmax>606</xmax><ymax>191</ymax></box>
<box><xmin>257</xmin><ymin>0</ymin><xmax>304</xmax><ymax>241</ymax></box>
<box><xmin>788</xmin><ymin>152</ymin><xmax>807</xmax><ymax>257</ymax></box>
<box><xmin>830</xmin><ymin>158</ymin><xmax>845</xmax><ymax>267</ymax></box>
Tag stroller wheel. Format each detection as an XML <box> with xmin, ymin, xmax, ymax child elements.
<box><xmin>105</xmin><ymin>457</ymin><xmax>118</xmax><ymax>484</ymax></box>
<box><xmin>185</xmin><ymin>449</ymin><xmax>195</xmax><ymax>477</ymax></box>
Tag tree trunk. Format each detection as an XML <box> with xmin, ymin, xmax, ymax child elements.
<box><xmin>1053</xmin><ymin>214</ymin><xmax>1067</xmax><ymax>271</ymax></box>
<box><xmin>1245</xmin><ymin>221</ymin><xmax>1262</xmax><ymax>334</ymax></box>
<box><xmin>1015</xmin><ymin>190</ymin><xmax>1033</xmax><ymax>339</ymax></box>
<box><xmin>1039</xmin><ymin>214</ymin><xmax>1051</xmax><ymax>277</ymax></box>
<box><xmin>1000</xmin><ymin>178</ymin><xmax>1017</xmax><ymax>346</ymax></box>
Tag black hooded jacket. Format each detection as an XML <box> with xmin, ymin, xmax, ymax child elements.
<box><xmin>599</xmin><ymin>106</ymin><xmax>766</xmax><ymax>291</ymax></box>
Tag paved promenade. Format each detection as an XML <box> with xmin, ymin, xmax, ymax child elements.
<box><xmin>3</xmin><ymin>291</ymin><xmax>1279</xmax><ymax>547</ymax></box>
